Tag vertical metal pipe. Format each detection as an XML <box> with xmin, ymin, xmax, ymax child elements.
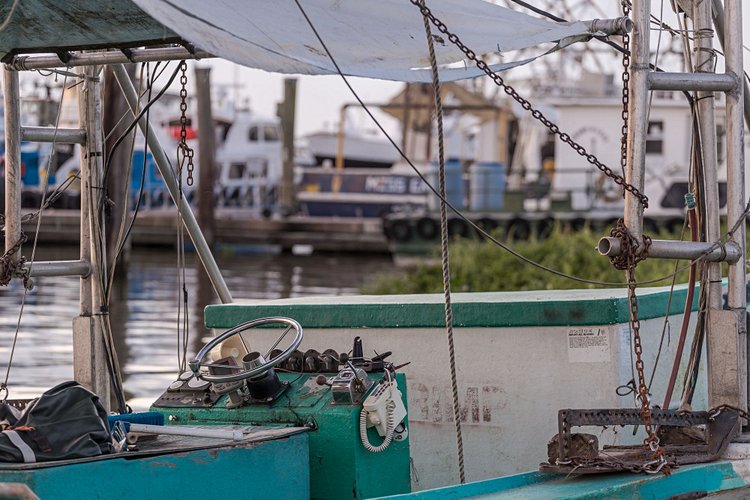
<box><xmin>694</xmin><ymin>0</ymin><xmax>722</xmax><ymax>311</ymax></box>
<box><xmin>711</xmin><ymin>0</ymin><xmax>750</xmax><ymax>130</ymax></box>
<box><xmin>74</xmin><ymin>66</ymin><xmax>110</xmax><ymax>409</ymax></box>
<box><xmin>722</xmin><ymin>0</ymin><xmax>747</xmax><ymax>411</ymax></box>
<box><xmin>3</xmin><ymin>66</ymin><xmax>22</xmax><ymax>269</ymax></box>
<box><xmin>110</xmin><ymin>64</ymin><xmax>233</xmax><ymax>304</ymax></box>
<box><xmin>623</xmin><ymin>0</ymin><xmax>649</xmax><ymax>245</ymax></box>
<box><xmin>78</xmin><ymin>71</ymin><xmax>93</xmax><ymax>316</ymax></box>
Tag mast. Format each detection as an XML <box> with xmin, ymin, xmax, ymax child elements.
<box><xmin>602</xmin><ymin>0</ymin><xmax>747</xmax><ymax>411</ymax></box>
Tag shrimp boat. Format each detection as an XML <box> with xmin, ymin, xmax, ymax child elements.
<box><xmin>1</xmin><ymin>1</ymin><xmax>750</xmax><ymax>499</ymax></box>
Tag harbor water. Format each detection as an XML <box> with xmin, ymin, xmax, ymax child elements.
<box><xmin>0</xmin><ymin>246</ymin><xmax>398</xmax><ymax>409</ymax></box>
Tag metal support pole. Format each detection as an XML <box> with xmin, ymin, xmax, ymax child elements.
<box><xmin>73</xmin><ymin>66</ymin><xmax>110</xmax><ymax>409</ymax></box>
<box><xmin>20</xmin><ymin>126</ymin><xmax>86</xmax><ymax>144</ymax></box>
<box><xmin>21</xmin><ymin>260</ymin><xmax>92</xmax><ymax>278</ymax></box>
<box><xmin>598</xmin><ymin>237</ymin><xmax>742</xmax><ymax>263</ymax></box>
<box><xmin>3</xmin><ymin>66</ymin><xmax>22</xmax><ymax>268</ymax></box>
<box><xmin>722</xmin><ymin>0</ymin><xmax>747</xmax><ymax>412</ymax></box>
<box><xmin>9</xmin><ymin>47</ymin><xmax>212</xmax><ymax>71</ymax></box>
<box><xmin>111</xmin><ymin>64</ymin><xmax>232</xmax><ymax>304</ymax></box>
<box><xmin>647</xmin><ymin>72</ymin><xmax>737</xmax><ymax>92</ymax></box>
<box><xmin>623</xmin><ymin>0</ymin><xmax>650</xmax><ymax>246</ymax></box>
<box><xmin>712</xmin><ymin>0</ymin><xmax>750</xmax><ymax>130</ymax></box>
<box><xmin>693</xmin><ymin>1</ymin><xmax>723</xmax><ymax>312</ymax></box>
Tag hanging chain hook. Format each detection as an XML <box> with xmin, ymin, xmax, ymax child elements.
<box><xmin>177</xmin><ymin>61</ymin><xmax>195</xmax><ymax>187</ymax></box>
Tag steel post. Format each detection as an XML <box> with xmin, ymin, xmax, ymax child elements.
<box><xmin>20</xmin><ymin>126</ymin><xmax>87</xmax><ymax>144</ymax></box>
<box><xmin>2</xmin><ymin>66</ymin><xmax>22</xmax><ymax>270</ymax></box>
<box><xmin>712</xmin><ymin>0</ymin><xmax>750</xmax><ymax>130</ymax></box>
<box><xmin>693</xmin><ymin>0</ymin><xmax>723</xmax><ymax>312</ymax></box>
<box><xmin>598</xmin><ymin>237</ymin><xmax>742</xmax><ymax>263</ymax></box>
<box><xmin>111</xmin><ymin>64</ymin><xmax>232</xmax><ymax>304</ymax></box>
<box><xmin>722</xmin><ymin>0</ymin><xmax>747</xmax><ymax>412</ymax></box>
<box><xmin>623</xmin><ymin>0</ymin><xmax>649</xmax><ymax>247</ymax></box>
<box><xmin>9</xmin><ymin>47</ymin><xmax>212</xmax><ymax>71</ymax></box>
<box><xmin>647</xmin><ymin>72</ymin><xmax>736</xmax><ymax>92</ymax></box>
<box><xmin>22</xmin><ymin>260</ymin><xmax>92</xmax><ymax>278</ymax></box>
<box><xmin>74</xmin><ymin>66</ymin><xmax>110</xmax><ymax>409</ymax></box>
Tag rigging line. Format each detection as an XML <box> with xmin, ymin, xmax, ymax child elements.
<box><xmin>2</xmin><ymin>71</ymin><xmax>69</xmax><ymax>397</ymax></box>
<box><xmin>293</xmin><ymin>0</ymin><xmax>708</xmax><ymax>288</ymax></box>
<box><xmin>84</xmin><ymin>71</ymin><xmax>128</xmax><ymax>413</ymax></box>
<box><xmin>107</xmin><ymin>63</ymin><xmax>155</xmax><ymax>302</ymax></box>
<box><xmin>109</xmin><ymin>64</ymin><xmax>177</xmax><ymax>295</ymax></box>
<box><xmin>646</xmin><ymin>215</ymin><xmax>687</xmax><ymax>393</ymax></box>
<box><xmin>106</xmin><ymin>66</ymin><xmax>144</xmax><ymax>300</ymax></box>
<box><xmin>102</xmin><ymin>62</ymin><xmax>181</xmax><ymax>191</ymax></box>
<box><xmin>420</xmin><ymin>3</ymin><xmax>465</xmax><ymax>484</ymax></box>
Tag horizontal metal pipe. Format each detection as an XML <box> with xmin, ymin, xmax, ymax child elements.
<box><xmin>20</xmin><ymin>260</ymin><xmax>92</xmax><ymax>278</ymax></box>
<box><xmin>9</xmin><ymin>46</ymin><xmax>213</xmax><ymax>71</ymax></box>
<box><xmin>583</xmin><ymin>17</ymin><xmax>634</xmax><ymax>36</ymax></box>
<box><xmin>21</xmin><ymin>126</ymin><xmax>86</xmax><ymax>144</ymax></box>
<box><xmin>598</xmin><ymin>237</ymin><xmax>742</xmax><ymax>263</ymax></box>
<box><xmin>648</xmin><ymin>72</ymin><xmax>738</xmax><ymax>92</ymax></box>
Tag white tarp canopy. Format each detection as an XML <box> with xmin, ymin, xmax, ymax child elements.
<box><xmin>131</xmin><ymin>0</ymin><xmax>592</xmax><ymax>82</ymax></box>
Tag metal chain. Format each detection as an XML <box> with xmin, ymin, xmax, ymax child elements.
<box><xmin>177</xmin><ymin>61</ymin><xmax>195</xmax><ymax>186</ymax></box>
<box><xmin>410</xmin><ymin>0</ymin><xmax>649</xmax><ymax>209</ymax></box>
<box><xmin>0</xmin><ymin>232</ymin><xmax>27</xmax><ymax>287</ymax></box>
<box><xmin>609</xmin><ymin>221</ymin><xmax>667</xmax><ymax>473</ymax></box>
<box><xmin>620</xmin><ymin>1</ymin><xmax>631</xmax><ymax>181</ymax></box>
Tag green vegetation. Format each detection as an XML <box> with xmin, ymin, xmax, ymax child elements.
<box><xmin>364</xmin><ymin>226</ymin><xmax>694</xmax><ymax>294</ymax></box>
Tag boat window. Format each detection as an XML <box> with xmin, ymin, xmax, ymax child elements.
<box><xmin>248</xmin><ymin>126</ymin><xmax>259</xmax><ymax>142</ymax></box>
<box><xmin>263</xmin><ymin>126</ymin><xmax>280</xmax><ymax>142</ymax></box>
<box><xmin>645</xmin><ymin>121</ymin><xmax>663</xmax><ymax>154</ymax></box>
<box><xmin>228</xmin><ymin>162</ymin><xmax>246</xmax><ymax>179</ymax></box>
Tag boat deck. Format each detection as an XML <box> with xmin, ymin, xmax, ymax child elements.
<box><xmin>0</xmin><ymin>425</ymin><xmax>307</xmax><ymax>470</ymax></box>
<box><xmin>0</xmin><ymin>425</ymin><xmax>311</xmax><ymax>499</ymax></box>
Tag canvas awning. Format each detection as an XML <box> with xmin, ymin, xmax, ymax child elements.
<box><xmin>1</xmin><ymin>0</ymin><xmax>593</xmax><ymax>82</ymax></box>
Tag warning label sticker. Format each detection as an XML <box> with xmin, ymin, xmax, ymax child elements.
<box><xmin>567</xmin><ymin>327</ymin><xmax>610</xmax><ymax>363</ymax></box>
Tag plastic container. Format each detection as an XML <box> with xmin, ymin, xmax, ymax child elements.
<box><xmin>427</xmin><ymin>159</ymin><xmax>464</xmax><ymax>211</ymax></box>
<box><xmin>469</xmin><ymin>161</ymin><xmax>505</xmax><ymax>211</ymax></box>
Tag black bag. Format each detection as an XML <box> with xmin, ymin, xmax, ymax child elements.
<box><xmin>0</xmin><ymin>381</ymin><xmax>113</xmax><ymax>463</ymax></box>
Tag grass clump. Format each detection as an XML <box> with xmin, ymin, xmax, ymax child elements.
<box><xmin>363</xmin><ymin>226</ymin><xmax>691</xmax><ymax>295</ymax></box>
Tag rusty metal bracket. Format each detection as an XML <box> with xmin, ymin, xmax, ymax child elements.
<box><xmin>545</xmin><ymin>407</ymin><xmax>740</xmax><ymax>475</ymax></box>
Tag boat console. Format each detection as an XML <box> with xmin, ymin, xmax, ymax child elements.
<box><xmin>149</xmin><ymin>318</ymin><xmax>411</xmax><ymax>499</ymax></box>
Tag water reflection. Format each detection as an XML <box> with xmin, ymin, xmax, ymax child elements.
<box><xmin>0</xmin><ymin>246</ymin><xmax>397</xmax><ymax>409</ymax></box>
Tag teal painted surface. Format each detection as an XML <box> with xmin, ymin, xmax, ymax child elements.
<box><xmin>0</xmin><ymin>433</ymin><xmax>309</xmax><ymax>500</ymax></box>
<box><xmin>0</xmin><ymin>0</ymin><xmax>178</xmax><ymax>60</ymax></box>
<box><xmin>376</xmin><ymin>462</ymin><xmax>748</xmax><ymax>499</ymax></box>
<box><xmin>152</xmin><ymin>373</ymin><xmax>411</xmax><ymax>500</ymax></box>
<box><xmin>205</xmin><ymin>285</ymin><xmax>698</xmax><ymax>329</ymax></box>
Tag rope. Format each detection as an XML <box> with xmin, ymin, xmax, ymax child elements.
<box><xmin>420</xmin><ymin>2</ymin><xmax>465</xmax><ymax>484</ymax></box>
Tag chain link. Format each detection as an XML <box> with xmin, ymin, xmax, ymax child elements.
<box><xmin>410</xmin><ymin>0</ymin><xmax>649</xmax><ymax>209</ymax></box>
<box><xmin>609</xmin><ymin>221</ymin><xmax>667</xmax><ymax>473</ymax></box>
<box><xmin>620</xmin><ymin>1</ymin><xmax>631</xmax><ymax>182</ymax></box>
<box><xmin>177</xmin><ymin>61</ymin><xmax>195</xmax><ymax>186</ymax></box>
<box><xmin>0</xmin><ymin>231</ymin><xmax>27</xmax><ymax>287</ymax></box>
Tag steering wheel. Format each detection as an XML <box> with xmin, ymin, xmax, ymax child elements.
<box><xmin>189</xmin><ymin>317</ymin><xmax>303</xmax><ymax>384</ymax></box>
